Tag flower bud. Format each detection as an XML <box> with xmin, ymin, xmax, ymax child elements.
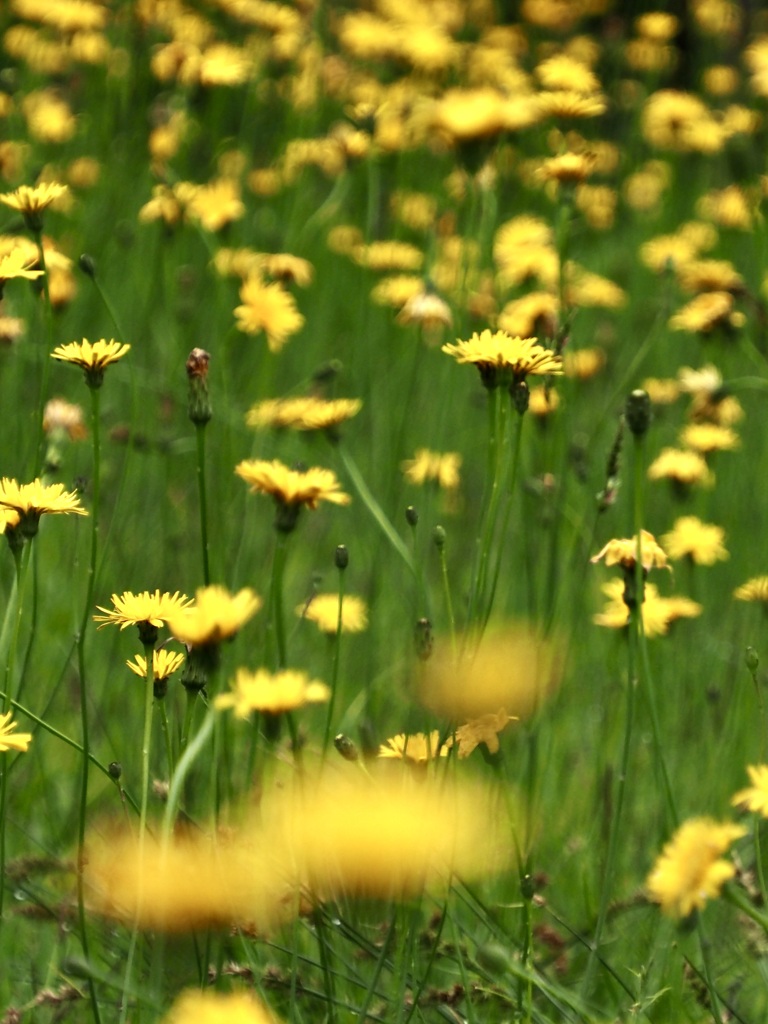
<box><xmin>626</xmin><ymin>389</ymin><xmax>652</xmax><ymax>437</ymax></box>
<box><xmin>335</xmin><ymin>544</ymin><xmax>349</xmax><ymax>571</ymax></box>
<box><xmin>186</xmin><ymin>348</ymin><xmax>212</xmax><ymax>426</ymax></box>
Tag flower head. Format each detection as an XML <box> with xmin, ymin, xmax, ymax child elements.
<box><xmin>593</xmin><ymin>578</ymin><xmax>701</xmax><ymax>637</ymax></box>
<box><xmin>647</xmin><ymin>448</ymin><xmax>714</xmax><ymax>488</ymax></box>
<box><xmin>51</xmin><ymin>338</ymin><xmax>130</xmax><ymax>388</ymax></box>
<box><xmin>126</xmin><ymin>649</ymin><xmax>185</xmax><ymax>682</ymax></box>
<box><xmin>43</xmin><ymin>398</ymin><xmax>87</xmax><ymax>440</ymax></box>
<box><xmin>732</xmin><ymin>765</ymin><xmax>768</xmax><ymax>817</ymax></box>
<box><xmin>0</xmin><ymin>182</ymin><xmax>69</xmax><ymax>230</ymax></box>
<box><xmin>442</xmin><ymin>329</ymin><xmax>563</xmax><ymax>390</ymax></box>
<box><xmin>661</xmin><ymin>516</ymin><xmax>728</xmax><ymax>565</ymax></box>
<box><xmin>297</xmin><ymin>593</ymin><xmax>368</xmax><ymax>634</ymax></box>
<box><xmin>734</xmin><ymin>576</ymin><xmax>768</xmax><ymax>602</ymax></box>
<box><xmin>454</xmin><ymin>709</ymin><xmax>517</xmax><ymax>758</ymax></box>
<box><xmin>591</xmin><ymin>530</ymin><xmax>668</xmax><ymax>572</ymax></box>
<box><xmin>236</xmin><ymin>459</ymin><xmax>350</xmax><ymax>531</ymax></box>
<box><xmin>402</xmin><ymin>449</ymin><xmax>461</xmax><ymax>490</ymax></box>
<box><xmin>0</xmin><ymin>249</ymin><xmax>44</xmax><ymax>296</ymax></box>
<box><xmin>646</xmin><ymin>817</ymin><xmax>746</xmax><ymax>918</ymax></box>
<box><xmin>167</xmin><ymin>585</ymin><xmax>261</xmax><ymax>647</ymax></box>
<box><xmin>94</xmin><ymin>590</ymin><xmax>193</xmax><ymax>645</ymax></box>
<box><xmin>162</xmin><ymin>989</ymin><xmax>280</xmax><ymax>1024</ymax></box>
<box><xmin>0</xmin><ymin>711</ymin><xmax>32</xmax><ymax>753</ymax></box>
<box><xmin>0</xmin><ymin>477</ymin><xmax>87</xmax><ymax>540</ymax></box>
<box><xmin>215</xmin><ymin>668</ymin><xmax>330</xmax><ymax>718</ymax></box>
<box><xmin>234</xmin><ymin>274</ymin><xmax>304</xmax><ymax>353</ymax></box>
<box><xmin>378</xmin><ymin>731</ymin><xmax>451</xmax><ymax>765</ymax></box>
<box><xmin>246</xmin><ymin>397</ymin><xmax>361</xmax><ymax>433</ymax></box>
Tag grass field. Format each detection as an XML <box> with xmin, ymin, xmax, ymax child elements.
<box><xmin>2</xmin><ymin>1</ymin><xmax>768</xmax><ymax>1021</ymax></box>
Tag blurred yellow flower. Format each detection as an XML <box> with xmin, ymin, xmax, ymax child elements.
<box><xmin>593</xmin><ymin>578</ymin><xmax>701</xmax><ymax>637</ymax></box>
<box><xmin>646</xmin><ymin>818</ymin><xmax>745</xmax><ymax>918</ymax></box>
<box><xmin>732</xmin><ymin>765</ymin><xmax>768</xmax><ymax>816</ymax></box>
<box><xmin>215</xmin><ymin>668</ymin><xmax>330</xmax><ymax>717</ymax></box>
<box><xmin>660</xmin><ymin>517</ymin><xmax>728</xmax><ymax>565</ymax></box>
<box><xmin>234</xmin><ymin>275</ymin><xmax>304</xmax><ymax>353</ymax></box>
<box><xmin>734</xmin><ymin>576</ymin><xmax>768</xmax><ymax>602</ymax></box>
<box><xmin>402</xmin><ymin>449</ymin><xmax>461</xmax><ymax>490</ymax></box>
<box><xmin>0</xmin><ymin>711</ymin><xmax>32</xmax><ymax>753</ymax></box>
<box><xmin>647</xmin><ymin>448</ymin><xmax>713</xmax><ymax>487</ymax></box>
<box><xmin>297</xmin><ymin>593</ymin><xmax>368</xmax><ymax>635</ymax></box>
<box><xmin>0</xmin><ymin>181</ymin><xmax>69</xmax><ymax>218</ymax></box>
<box><xmin>43</xmin><ymin>397</ymin><xmax>87</xmax><ymax>440</ymax></box>
<box><xmin>167</xmin><ymin>585</ymin><xmax>261</xmax><ymax>647</ymax></box>
<box><xmin>162</xmin><ymin>989</ymin><xmax>280</xmax><ymax>1024</ymax></box>
<box><xmin>236</xmin><ymin>459</ymin><xmax>350</xmax><ymax>510</ymax></box>
<box><xmin>246</xmin><ymin>397</ymin><xmax>361</xmax><ymax>432</ymax></box>
<box><xmin>591</xmin><ymin>530</ymin><xmax>668</xmax><ymax>572</ymax></box>
<box><xmin>378</xmin><ymin>731</ymin><xmax>450</xmax><ymax>764</ymax></box>
<box><xmin>126</xmin><ymin>649</ymin><xmax>185</xmax><ymax>681</ymax></box>
<box><xmin>419</xmin><ymin>624</ymin><xmax>561</xmax><ymax>720</ymax></box>
<box><xmin>669</xmin><ymin>291</ymin><xmax>743</xmax><ymax>334</ymax></box>
<box><xmin>0</xmin><ymin>249</ymin><xmax>44</xmax><ymax>290</ymax></box>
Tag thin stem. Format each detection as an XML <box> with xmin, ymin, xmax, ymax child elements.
<box><xmin>163</xmin><ymin>705</ymin><xmax>216</xmax><ymax>842</ymax></box>
<box><xmin>322</xmin><ymin>568</ymin><xmax>345</xmax><ymax>758</ymax></box>
<box><xmin>195</xmin><ymin>422</ymin><xmax>211</xmax><ymax>586</ymax></box>
<box><xmin>438</xmin><ymin>540</ymin><xmax>457</xmax><ymax>662</ymax></box>
<box><xmin>270</xmin><ymin>532</ymin><xmax>289</xmax><ymax>669</ymax></box>
<box><xmin>466</xmin><ymin>387</ymin><xmax>502</xmax><ymax>631</ymax></box>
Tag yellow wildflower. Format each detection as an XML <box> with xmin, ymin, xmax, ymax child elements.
<box><xmin>167</xmin><ymin>585</ymin><xmax>262</xmax><ymax>647</ymax></box>
<box><xmin>297</xmin><ymin>593</ymin><xmax>368</xmax><ymax>635</ymax></box>
<box><xmin>234</xmin><ymin>275</ymin><xmax>304</xmax><ymax>353</ymax></box>
<box><xmin>732</xmin><ymin>766</ymin><xmax>768</xmax><ymax>817</ymax></box>
<box><xmin>378</xmin><ymin>731</ymin><xmax>450</xmax><ymax>765</ymax></box>
<box><xmin>0</xmin><ymin>711</ymin><xmax>32</xmax><ymax>753</ymax></box>
<box><xmin>591</xmin><ymin>530</ymin><xmax>668</xmax><ymax>572</ymax></box>
<box><xmin>454</xmin><ymin>709</ymin><xmax>516</xmax><ymax>758</ymax></box>
<box><xmin>215</xmin><ymin>668</ymin><xmax>330</xmax><ymax>717</ymax></box>
<box><xmin>660</xmin><ymin>517</ymin><xmax>728</xmax><ymax>565</ymax></box>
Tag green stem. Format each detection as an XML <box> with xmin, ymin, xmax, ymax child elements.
<box><xmin>76</xmin><ymin>385</ymin><xmax>102</xmax><ymax>1024</ymax></box>
<box><xmin>695</xmin><ymin>918</ymin><xmax>723</xmax><ymax>1024</ymax></box>
<box><xmin>466</xmin><ymin>387</ymin><xmax>502</xmax><ymax>632</ymax></box>
<box><xmin>322</xmin><ymin>568</ymin><xmax>345</xmax><ymax>758</ymax></box>
<box><xmin>438</xmin><ymin>540</ymin><xmax>457</xmax><ymax>662</ymax></box>
<box><xmin>195</xmin><ymin>422</ymin><xmax>211</xmax><ymax>586</ymax></box>
<box><xmin>31</xmin><ymin>230</ymin><xmax>54</xmax><ymax>475</ymax></box>
<box><xmin>312</xmin><ymin>906</ymin><xmax>336</xmax><ymax>1024</ymax></box>
<box><xmin>163</xmin><ymin>706</ymin><xmax>216</xmax><ymax>842</ymax></box>
<box><xmin>270</xmin><ymin>532</ymin><xmax>289</xmax><ymax>669</ymax></box>
<box><xmin>180</xmin><ymin>687</ymin><xmax>198</xmax><ymax>754</ymax></box>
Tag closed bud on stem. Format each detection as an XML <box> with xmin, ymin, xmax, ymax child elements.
<box><xmin>510</xmin><ymin>379</ymin><xmax>530</xmax><ymax>416</ymax></box>
<box><xmin>405</xmin><ymin>505</ymin><xmax>419</xmax><ymax>527</ymax></box>
<box><xmin>414</xmin><ymin>617</ymin><xmax>433</xmax><ymax>660</ymax></box>
<box><xmin>746</xmin><ymin>646</ymin><xmax>759</xmax><ymax>674</ymax></box>
<box><xmin>333</xmin><ymin>733</ymin><xmax>359</xmax><ymax>761</ymax></box>
<box><xmin>186</xmin><ymin>348</ymin><xmax>212</xmax><ymax>425</ymax></box>
<box><xmin>108</xmin><ymin>761</ymin><xmax>122</xmax><ymax>780</ymax></box>
<box><xmin>335</xmin><ymin>544</ymin><xmax>349</xmax><ymax>570</ymax></box>
<box><xmin>626</xmin><ymin>389</ymin><xmax>651</xmax><ymax>437</ymax></box>
<box><xmin>78</xmin><ymin>253</ymin><xmax>96</xmax><ymax>279</ymax></box>
<box><xmin>433</xmin><ymin>525</ymin><xmax>446</xmax><ymax>550</ymax></box>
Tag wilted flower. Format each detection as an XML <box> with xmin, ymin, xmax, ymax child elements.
<box><xmin>454</xmin><ymin>709</ymin><xmax>517</xmax><ymax>758</ymax></box>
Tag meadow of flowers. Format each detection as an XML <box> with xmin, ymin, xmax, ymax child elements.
<box><xmin>4</xmin><ymin>0</ymin><xmax>768</xmax><ymax>1021</ymax></box>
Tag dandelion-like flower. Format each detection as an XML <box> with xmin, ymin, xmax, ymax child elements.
<box><xmin>234</xmin><ymin>274</ymin><xmax>304</xmax><ymax>353</ymax></box>
<box><xmin>454</xmin><ymin>709</ymin><xmax>517</xmax><ymax>758</ymax></box>
<box><xmin>0</xmin><ymin>477</ymin><xmax>87</xmax><ymax>541</ymax></box>
<box><xmin>646</xmin><ymin>817</ymin><xmax>745</xmax><ymax>918</ymax></box>
<box><xmin>734</xmin><ymin>576</ymin><xmax>768</xmax><ymax>602</ymax></box>
<box><xmin>94</xmin><ymin>590</ymin><xmax>193</xmax><ymax>645</ymax></box>
<box><xmin>0</xmin><ymin>182</ymin><xmax>69</xmax><ymax>231</ymax></box>
<box><xmin>167</xmin><ymin>585</ymin><xmax>262</xmax><ymax>647</ymax></box>
<box><xmin>214</xmin><ymin>668</ymin><xmax>330</xmax><ymax>718</ymax></box>
<box><xmin>51</xmin><ymin>338</ymin><xmax>130</xmax><ymax>388</ymax></box>
<box><xmin>647</xmin><ymin>448</ymin><xmax>713</xmax><ymax>488</ymax></box>
<box><xmin>0</xmin><ymin>711</ymin><xmax>32</xmax><ymax>753</ymax></box>
<box><xmin>593</xmin><ymin>578</ymin><xmax>701</xmax><ymax>637</ymax></box>
<box><xmin>732</xmin><ymin>765</ymin><xmax>768</xmax><ymax>817</ymax></box>
<box><xmin>591</xmin><ymin>530</ymin><xmax>668</xmax><ymax>572</ymax></box>
<box><xmin>126</xmin><ymin>650</ymin><xmax>185</xmax><ymax>681</ymax></box>
<box><xmin>0</xmin><ymin>250</ymin><xmax>44</xmax><ymax>297</ymax></box>
<box><xmin>236</xmin><ymin>459</ymin><xmax>350</xmax><ymax>531</ymax></box>
<box><xmin>443</xmin><ymin>329</ymin><xmax>563</xmax><ymax>390</ymax></box>
<box><xmin>246</xmin><ymin>397</ymin><xmax>361</xmax><ymax>433</ymax></box>
<box><xmin>162</xmin><ymin>989</ymin><xmax>281</xmax><ymax>1024</ymax></box>
<box><xmin>661</xmin><ymin>516</ymin><xmax>728</xmax><ymax>565</ymax></box>
<box><xmin>378</xmin><ymin>731</ymin><xmax>451</xmax><ymax>765</ymax></box>
<box><xmin>297</xmin><ymin>593</ymin><xmax>368</xmax><ymax>634</ymax></box>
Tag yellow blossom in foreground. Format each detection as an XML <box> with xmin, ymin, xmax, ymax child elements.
<box><xmin>454</xmin><ymin>709</ymin><xmax>517</xmax><ymax>758</ymax></box>
<box><xmin>0</xmin><ymin>249</ymin><xmax>44</xmax><ymax>288</ymax></box>
<box><xmin>94</xmin><ymin>590</ymin><xmax>193</xmax><ymax>631</ymax></box>
<box><xmin>732</xmin><ymin>765</ymin><xmax>768</xmax><ymax>816</ymax></box>
<box><xmin>126</xmin><ymin>649</ymin><xmax>185</xmax><ymax>681</ymax></box>
<box><xmin>246</xmin><ymin>397</ymin><xmax>361</xmax><ymax>432</ymax></box>
<box><xmin>661</xmin><ymin>517</ymin><xmax>728</xmax><ymax>565</ymax></box>
<box><xmin>167</xmin><ymin>585</ymin><xmax>261</xmax><ymax>647</ymax></box>
<box><xmin>297</xmin><ymin>593</ymin><xmax>368</xmax><ymax>634</ymax></box>
<box><xmin>443</xmin><ymin>330</ymin><xmax>563</xmax><ymax>388</ymax></box>
<box><xmin>236</xmin><ymin>459</ymin><xmax>350</xmax><ymax>510</ymax></box>
<box><xmin>0</xmin><ymin>711</ymin><xmax>32</xmax><ymax>753</ymax></box>
<box><xmin>734</xmin><ymin>576</ymin><xmax>768</xmax><ymax>602</ymax></box>
<box><xmin>215</xmin><ymin>668</ymin><xmax>330</xmax><ymax>718</ymax></box>
<box><xmin>402</xmin><ymin>449</ymin><xmax>461</xmax><ymax>490</ymax></box>
<box><xmin>85</xmin><ymin>828</ymin><xmax>295</xmax><ymax>933</ymax></box>
<box><xmin>0</xmin><ymin>181</ymin><xmax>69</xmax><ymax>218</ymax></box>
<box><xmin>419</xmin><ymin>624</ymin><xmax>562</xmax><ymax>720</ymax></box>
<box><xmin>378</xmin><ymin>731</ymin><xmax>450</xmax><ymax>764</ymax></box>
<box><xmin>591</xmin><ymin>529</ymin><xmax>668</xmax><ymax>572</ymax></box>
<box><xmin>162</xmin><ymin>989</ymin><xmax>280</xmax><ymax>1024</ymax></box>
<box><xmin>234</xmin><ymin>275</ymin><xmax>304</xmax><ymax>353</ymax></box>
<box><xmin>646</xmin><ymin>818</ymin><xmax>745</xmax><ymax>918</ymax></box>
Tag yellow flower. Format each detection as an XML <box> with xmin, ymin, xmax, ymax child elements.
<box><xmin>419</xmin><ymin>624</ymin><xmax>561</xmax><ymax>720</ymax></box>
<box><xmin>214</xmin><ymin>668</ymin><xmax>330</xmax><ymax>717</ymax></box>
<box><xmin>535</xmin><ymin>90</ymin><xmax>606</xmax><ymax>119</ymax></box>
<box><xmin>234</xmin><ymin>275</ymin><xmax>304</xmax><ymax>353</ymax></box>
<box><xmin>402</xmin><ymin>449</ymin><xmax>461</xmax><ymax>490</ymax></box>
<box><xmin>431</xmin><ymin>88</ymin><xmax>510</xmax><ymax>142</ymax></box>
<box><xmin>162</xmin><ymin>989</ymin><xmax>280</xmax><ymax>1024</ymax></box>
<box><xmin>535</xmin><ymin>54</ymin><xmax>601</xmax><ymax>93</ymax></box>
<box><xmin>661</xmin><ymin>517</ymin><xmax>728</xmax><ymax>565</ymax></box>
<box><xmin>167</xmin><ymin>585</ymin><xmax>262</xmax><ymax>647</ymax></box>
<box><xmin>43</xmin><ymin>397</ymin><xmax>87</xmax><ymax>440</ymax></box>
<box><xmin>646</xmin><ymin>818</ymin><xmax>745</xmax><ymax>918</ymax></box>
<box><xmin>679</xmin><ymin>423</ymin><xmax>739</xmax><ymax>453</ymax></box>
<box><xmin>0</xmin><ymin>249</ymin><xmax>44</xmax><ymax>291</ymax></box>
<box><xmin>734</xmin><ymin>576</ymin><xmax>768</xmax><ymax>602</ymax></box>
<box><xmin>378</xmin><ymin>731</ymin><xmax>450</xmax><ymax>765</ymax></box>
<box><xmin>593</xmin><ymin>579</ymin><xmax>701</xmax><ymax>637</ymax></box>
<box><xmin>0</xmin><ymin>711</ymin><xmax>32</xmax><ymax>753</ymax></box>
<box><xmin>297</xmin><ymin>593</ymin><xmax>368</xmax><ymax>634</ymax></box>
<box><xmin>126</xmin><ymin>649</ymin><xmax>185</xmax><ymax>681</ymax></box>
<box><xmin>732</xmin><ymin>765</ymin><xmax>768</xmax><ymax>816</ymax></box>
<box><xmin>0</xmin><ymin>478</ymin><xmax>87</xmax><ymax>538</ymax></box>
<box><xmin>395</xmin><ymin>289</ymin><xmax>453</xmax><ymax>330</ymax></box>
<box><xmin>185</xmin><ymin>178</ymin><xmax>245</xmax><ymax>232</ymax></box>
<box><xmin>498</xmin><ymin>293</ymin><xmax>558</xmax><ymax>339</ymax></box>
<box><xmin>648</xmin><ymin>448</ymin><xmax>714</xmax><ymax>488</ymax></box>
<box><xmin>443</xmin><ymin>329</ymin><xmax>563</xmax><ymax>389</ymax></box>
<box><xmin>51</xmin><ymin>338</ymin><xmax>130</xmax><ymax>387</ymax></box>
<box><xmin>245</xmin><ymin>397</ymin><xmax>361</xmax><ymax>432</ymax></box>
<box><xmin>235</xmin><ymin>459</ymin><xmax>350</xmax><ymax>510</ymax></box>
<box><xmin>354</xmin><ymin>240</ymin><xmax>424</xmax><ymax>272</ymax></box>
<box><xmin>676</xmin><ymin>259</ymin><xmax>744</xmax><ymax>294</ymax></box>
<box><xmin>536</xmin><ymin>152</ymin><xmax>595</xmax><ymax>185</ymax></box>
<box><xmin>94</xmin><ymin>590</ymin><xmax>193</xmax><ymax>636</ymax></box>
<box><xmin>591</xmin><ymin>530</ymin><xmax>668</xmax><ymax>572</ymax></box>
<box><xmin>454</xmin><ymin>709</ymin><xmax>516</xmax><ymax>758</ymax></box>
<box><xmin>668</xmin><ymin>291</ymin><xmax>744</xmax><ymax>334</ymax></box>
<box><xmin>0</xmin><ymin>182</ymin><xmax>69</xmax><ymax>223</ymax></box>
<box><xmin>563</xmin><ymin>347</ymin><xmax>606</xmax><ymax>380</ymax></box>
